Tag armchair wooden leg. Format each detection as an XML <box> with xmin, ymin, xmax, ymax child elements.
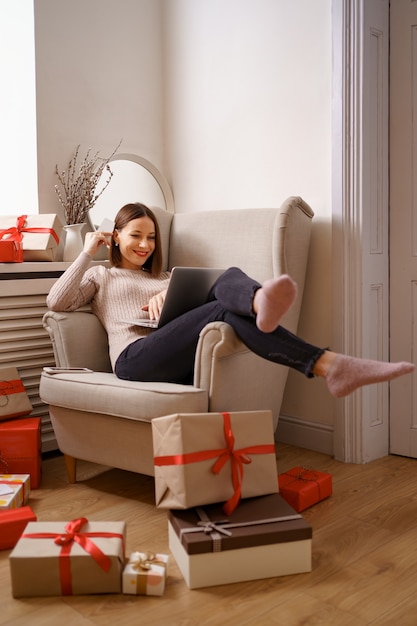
<box><xmin>64</xmin><ymin>454</ymin><xmax>77</xmax><ymax>483</ymax></box>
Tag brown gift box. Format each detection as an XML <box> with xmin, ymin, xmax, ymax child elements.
<box><xmin>9</xmin><ymin>518</ymin><xmax>126</xmax><ymax>597</ymax></box>
<box><xmin>0</xmin><ymin>214</ymin><xmax>63</xmax><ymax>261</ymax></box>
<box><xmin>168</xmin><ymin>493</ymin><xmax>312</xmax><ymax>588</ymax></box>
<box><xmin>0</xmin><ymin>367</ymin><xmax>33</xmax><ymax>421</ymax></box>
<box><xmin>152</xmin><ymin>411</ymin><xmax>278</xmax><ymax>514</ymax></box>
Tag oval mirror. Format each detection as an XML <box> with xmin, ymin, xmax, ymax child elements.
<box><xmin>88</xmin><ymin>153</ymin><xmax>174</xmax><ymax>229</ymax></box>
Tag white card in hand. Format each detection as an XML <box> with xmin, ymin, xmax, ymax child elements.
<box><xmin>97</xmin><ymin>218</ymin><xmax>115</xmax><ymax>233</ymax></box>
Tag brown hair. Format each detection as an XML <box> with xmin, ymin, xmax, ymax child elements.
<box><xmin>110</xmin><ymin>203</ymin><xmax>163</xmax><ymax>276</ymax></box>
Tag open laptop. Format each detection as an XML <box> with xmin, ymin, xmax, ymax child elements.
<box><xmin>122</xmin><ymin>266</ymin><xmax>225</xmax><ymax>329</ymax></box>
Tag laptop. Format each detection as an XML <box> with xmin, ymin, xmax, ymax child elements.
<box><xmin>122</xmin><ymin>266</ymin><xmax>225</xmax><ymax>329</ymax></box>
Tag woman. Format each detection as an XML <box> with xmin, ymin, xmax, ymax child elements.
<box><xmin>47</xmin><ymin>203</ymin><xmax>414</xmax><ymax>396</ymax></box>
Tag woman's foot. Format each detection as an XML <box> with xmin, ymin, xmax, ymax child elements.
<box><xmin>317</xmin><ymin>352</ymin><xmax>415</xmax><ymax>398</ymax></box>
<box><xmin>254</xmin><ymin>274</ymin><xmax>298</xmax><ymax>333</ymax></box>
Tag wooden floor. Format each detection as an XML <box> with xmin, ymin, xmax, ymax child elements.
<box><xmin>1</xmin><ymin>444</ymin><xmax>417</xmax><ymax>626</ymax></box>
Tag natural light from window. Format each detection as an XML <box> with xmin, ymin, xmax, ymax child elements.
<box><xmin>0</xmin><ymin>0</ymin><xmax>38</xmax><ymax>216</ymax></box>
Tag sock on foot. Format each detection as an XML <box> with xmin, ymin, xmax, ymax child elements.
<box><xmin>325</xmin><ymin>354</ymin><xmax>415</xmax><ymax>398</ymax></box>
<box><xmin>255</xmin><ymin>274</ymin><xmax>297</xmax><ymax>333</ymax></box>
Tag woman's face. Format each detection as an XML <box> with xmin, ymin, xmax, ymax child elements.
<box><xmin>114</xmin><ymin>216</ymin><xmax>156</xmax><ymax>270</ymax></box>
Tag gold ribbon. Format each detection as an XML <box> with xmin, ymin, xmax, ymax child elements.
<box><xmin>128</xmin><ymin>551</ymin><xmax>168</xmax><ymax>595</ymax></box>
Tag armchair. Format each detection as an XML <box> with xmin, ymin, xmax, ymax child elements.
<box><xmin>39</xmin><ymin>197</ymin><xmax>314</xmax><ymax>482</ymax></box>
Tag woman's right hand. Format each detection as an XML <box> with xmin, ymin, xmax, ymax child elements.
<box><xmin>83</xmin><ymin>230</ymin><xmax>112</xmax><ymax>257</ymax></box>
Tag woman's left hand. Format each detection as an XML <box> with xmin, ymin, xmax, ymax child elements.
<box><xmin>142</xmin><ymin>289</ymin><xmax>167</xmax><ymax>320</ymax></box>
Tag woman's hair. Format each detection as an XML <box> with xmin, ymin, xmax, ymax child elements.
<box><xmin>110</xmin><ymin>203</ymin><xmax>163</xmax><ymax>275</ymax></box>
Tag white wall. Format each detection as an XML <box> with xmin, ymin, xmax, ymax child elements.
<box><xmin>163</xmin><ymin>0</ymin><xmax>334</xmax><ymax>429</ymax></box>
<box><xmin>33</xmin><ymin>0</ymin><xmax>335</xmax><ymax>436</ymax></box>
<box><xmin>0</xmin><ymin>0</ymin><xmax>38</xmax><ymax>215</ymax></box>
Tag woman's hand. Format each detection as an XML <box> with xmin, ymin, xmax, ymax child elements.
<box><xmin>142</xmin><ymin>289</ymin><xmax>167</xmax><ymax>320</ymax></box>
<box><xmin>83</xmin><ymin>230</ymin><xmax>112</xmax><ymax>257</ymax></box>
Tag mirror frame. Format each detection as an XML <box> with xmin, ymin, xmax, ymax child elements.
<box><xmin>110</xmin><ymin>153</ymin><xmax>175</xmax><ymax>214</ymax></box>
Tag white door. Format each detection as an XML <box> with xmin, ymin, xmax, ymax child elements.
<box><xmin>389</xmin><ymin>0</ymin><xmax>417</xmax><ymax>456</ymax></box>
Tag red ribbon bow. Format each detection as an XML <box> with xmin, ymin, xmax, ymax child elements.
<box><xmin>22</xmin><ymin>517</ymin><xmax>124</xmax><ymax>595</ymax></box>
<box><xmin>0</xmin><ymin>215</ymin><xmax>59</xmax><ymax>245</ymax></box>
<box><xmin>154</xmin><ymin>411</ymin><xmax>275</xmax><ymax>515</ymax></box>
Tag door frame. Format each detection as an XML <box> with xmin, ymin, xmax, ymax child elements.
<box><xmin>332</xmin><ymin>0</ymin><xmax>390</xmax><ymax>462</ymax></box>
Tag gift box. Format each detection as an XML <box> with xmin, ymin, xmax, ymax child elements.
<box><xmin>168</xmin><ymin>493</ymin><xmax>312</xmax><ymax>588</ymax></box>
<box><xmin>278</xmin><ymin>467</ymin><xmax>332</xmax><ymax>512</ymax></box>
<box><xmin>152</xmin><ymin>410</ymin><xmax>278</xmax><ymax>514</ymax></box>
<box><xmin>0</xmin><ymin>506</ymin><xmax>37</xmax><ymax>550</ymax></box>
<box><xmin>0</xmin><ymin>418</ymin><xmax>42</xmax><ymax>488</ymax></box>
<box><xmin>0</xmin><ymin>482</ymin><xmax>23</xmax><ymax>510</ymax></box>
<box><xmin>122</xmin><ymin>551</ymin><xmax>169</xmax><ymax>596</ymax></box>
<box><xmin>0</xmin><ymin>367</ymin><xmax>33</xmax><ymax>421</ymax></box>
<box><xmin>0</xmin><ymin>238</ymin><xmax>23</xmax><ymax>263</ymax></box>
<box><xmin>9</xmin><ymin>518</ymin><xmax>126</xmax><ymax>597</ymax></box>
<box><xmin>0</xmin><ymin>474</ymin><xmax>30</xmax><ymax>504</ymax></box>
<box><xmin>0</xmin><ymin>214</ymin><xmax>63</xmax><ymax>261</ymax></box>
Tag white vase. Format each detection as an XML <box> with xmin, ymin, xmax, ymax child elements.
<box><xmin>63</xmin><ymin>223</ymin><xmax>85</xmax><ymax>262</ymax></box>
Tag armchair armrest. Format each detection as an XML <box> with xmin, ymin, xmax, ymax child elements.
<box><xmin>43</xmin><ymin>310</ymin><xmax>112</xmax><ymax>372</ymax></box>
<box><xmin>194</xmin><ymin>321</ymin><xmax>288</xmax><ymax>430</ymax></box>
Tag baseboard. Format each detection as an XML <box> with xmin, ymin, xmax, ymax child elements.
<box><xmin>275</xmin><ymin>414</ymin><xmax>334</xmax><ymax>456</ymax></box>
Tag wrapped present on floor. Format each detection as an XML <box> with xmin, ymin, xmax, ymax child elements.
<box><xmin>0</xmin><ymin>367</ymin><xmax>33</xmax><ymax>421</ymax></box>
<box><xmin>0</xmin><ymin>482</ymin><xmax>23</xmax><ymax>510</ymax></box>
<box><xmin>0</xmin><ymin>474</ymin><xmax>30</xmax><ymax>504</ymax></box>
<box><xmin>9</xmin><ymin>517</ymin><xmax>126</xmax><ymax>597</ymax></box>
<box><xmin>152</xmin><ymin>411</ymin><xmax>278</xmax><ymax>514</ymax></box>
<box><xmin>278</xmin><ymin>466</ymin><xmax>332</xmax><ymax>512</ymax></box>
<box><xmin>168</xmin><ymin>493</ymin><xmax>312</xmax><ymax>589</ymax></box>
<box><xmin>122</xmin><ymin>551</ymin><xmax>169</xmax><ymax>596</ymax></box>
<box><xmin>0</xmin><ymin>214</ymin><xmax>63</xmax><ymax>262</ymax></box>
<box><xmin>0</xmin><ymin>506</ymin><xmax>37</xmax><ymax>550</ymax></box>
<box><xmin>0</xmin><ymin>418</ymin><xmax>42</xmax><ymax>488</ymax></box>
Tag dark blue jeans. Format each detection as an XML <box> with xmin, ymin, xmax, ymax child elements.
<box><xmin>115</xmin><ymin>267</ymin><xmax>325</xmax><ymax>384</ymax></box>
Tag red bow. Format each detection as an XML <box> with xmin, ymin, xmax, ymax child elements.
<box><xmin>0</xmin><ymin>215</ymin><xmax>59</xmax><ymax>245</ymax></box>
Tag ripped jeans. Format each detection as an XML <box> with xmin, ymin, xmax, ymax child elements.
<box><xmin>115</xmin><ymin>267</ymin><xmax>325</xmax><ymax>383</ymax></box>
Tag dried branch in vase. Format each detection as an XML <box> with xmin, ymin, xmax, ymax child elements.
<box><xmin>54</xmin><ymin>140</ymin><xmax>122</xmax><ymax>225</ymax></box>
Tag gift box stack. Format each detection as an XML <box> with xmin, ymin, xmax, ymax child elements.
<box><xmin>8</xmin><ymin>516</ymin><xmax>169</xmax><ymax>597</ymax></box>
<box><xmin>0</xmin><ymin>366</ymin><xmax>42</xmax><ymax>551</ymax></box>
<box><xmin>0</xmin><ymin>214</ymin><xmax>63</xmax><ymax>263</ymax></box>
<box><xmin>151</xmin><ymin>410</ymin><xmax>331</xmax><ymax>589</ymax></box>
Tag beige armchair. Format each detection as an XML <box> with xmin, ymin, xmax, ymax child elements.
<box><xmin>39</xmin><ymin>197</ymin><xmax>314</xmax><ymax>483</ymax></box>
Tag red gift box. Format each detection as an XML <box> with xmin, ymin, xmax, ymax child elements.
<box><xmin>278</xmin><ymin>466</ymin><xmax>332</xmax><ymax>512</ymax></box>
<box><xmin>0</xmin><ymin>238</ymin><xmax>23</xmax><ymax>262</ymax></box>
<box><xmin>0</xmin><ymin>506</ymin><xmax>37</xmax><ymax>550</ymax></box>
<box><xmin>0</xmin><ymin>418</ymin><xmax>42</xmax><ymax>488</ymax></box>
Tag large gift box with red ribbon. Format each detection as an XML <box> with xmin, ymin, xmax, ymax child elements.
<box><xmin>0</xmin><ymin>214</ymin><xmax>63</xmax><ymax>262</ymax></box>
<box><xmin>152</xmin><ymin>411</ymin><xmax>278</xmax><ymax>515</ymax></box>
<box><xmin>0</xmin><ymin>506</ymin><xmax>37</xmax><ymax>551</ymax></box>
<box><xmin>168</xmin><ymin>493</ymin><xmax>312</xmax><ymax>588</ymax></box>
<box><xmin>278</xmin><ymin>467</ymin><xmax>332</xmax><ymax>512</ymax></box>
<box><xmin>0</xmin><ymin>418</ymin><xmax>42</xmax><ymax>489</ymax></box>
<box><xmin>9</xmin><ymin>518</ymin><xmax>126</xmax><ymax>597</ymax></box>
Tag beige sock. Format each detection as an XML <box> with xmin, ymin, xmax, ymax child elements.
<box><xmin>255</xmin><ymin>274</ymin><xmax>298</xmax><ymax>333</ymax></box>
<box><xmin>325</xmin><ymin>354</ymin><xmax>415</xmax><ymax>398</ymax></box>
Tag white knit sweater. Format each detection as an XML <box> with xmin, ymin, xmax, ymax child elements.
<box><xmin>46</xmin><ymin>252</ymin><xmax>170</xmax><ymax>369</ymax></box>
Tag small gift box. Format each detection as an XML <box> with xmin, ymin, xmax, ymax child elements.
<box><xmin>9</xmin><ymin>518</ymin><xmax>126</xmax><ymax>597</ymax></box>
<box><xmin>168</xmin><ymin>493</ymin><xmax>312</xmax><ymax>588</ymax></box>
<box><xmin>0</xmin><ymin>238</ymin><xmax>23</xmax><ymax>263</ymax></box>
<box><xmin>278</xmin><ymin>467</ymin><xmax>332</xmax><ymax>512</ymax></box>
<box><xmin>152</xmin><ymin>410</ymin><xmax>278</xmax><ymax>514</ymax></box>
<box><xmin>122</xmin><ymin>551</ymin><xmax>169</xmax><ymax>596</ymax></box>
<box><xmin>0</xmin><ymin>506</ymin><xmax>37</xmax><ymax>550</ymax></box>
<box><xmin>0</xmin><ymin>482</ymin><xmax>23</xmax><ymax>510</ymax></box>
<box><xmin>0</xmin><ymin>418</ymin><xmax>42</xmax><ymax>488</ymax></box>
<box><xmin>0</xmin><ymin>474</ymin><xmax>30</xmax><ymax>504</ymax></box>
<box><xmin>0</xmin><ymin>214</ymin><xmax>63</xmax><ymax>262</ymax></box>
<box><xmin>0</xmin><ymin>367</ymin><xmax>33</xmax><ymax>421</ymax></box>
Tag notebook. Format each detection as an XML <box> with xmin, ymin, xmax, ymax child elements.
<box><xmin>122</xmin><ymin>266</ymin><xmax>225</xmax><ymax>329</ymax></box>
